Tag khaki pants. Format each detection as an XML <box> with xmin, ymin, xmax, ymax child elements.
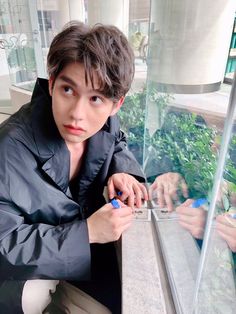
<box><xmin>22</xmin><ymin>280</ymin><xmax>111</xmax><ymax>314</ymax></box>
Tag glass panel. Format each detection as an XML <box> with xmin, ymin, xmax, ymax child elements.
<box><xmin>0</xmin><ymin>0</ymin><xmax>73</xmax><ymax>112</ymax></box>
<box><xmin>143</xmin><ymin>1</ymin><xmax>236</xmax><ymax>313</ymax></box>
<box><xmin>36</xmin><ymin>0</ymin><xmax>72</xmax><ymax>76</ymax></box>
<box><xmin>128</xmin><ymin>0</ymin><xmax>150</xmax><ymax>62</ymax></box>
<box><xmin>2</xmin><ymin>0</ymin><xmax>38</xmax><ymax>90</ymax></box>
<box><xmin>119</xmin><ymin>0</ymin><xmax>149</xmax><ymax>164</ymax></box>
<box><xmin>192</xmin><ymin>76</ymin><xmax>236</xmax><ymax>313</ymax></box>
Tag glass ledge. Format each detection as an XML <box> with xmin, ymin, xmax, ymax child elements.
<box><xmin>122</xmin><ymin>203</ymin><xmax>236</xmax><ymax>313</ymax></box>
<box><xmin>152</xmin><ymin>208</ymin><xmax>236</xmax><ymax>314</ymax></box>
<box><xmin>193</xmin><ymin>228</ymin><xmax>236</xmax><ymax>314</ymax></box>
<box><xmin>152</xmin><ymin>209</ymin><xmax>200</xmax><ymax>313</ymax></box>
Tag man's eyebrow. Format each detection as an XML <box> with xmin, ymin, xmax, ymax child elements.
<box><xmin>57</xmin><ymin>75</ymin><xmax>103</xmax><ymax>94</ymax></box>
<box><xmin>58</xmin><ymin>75</ymin><xmax>77</xmax><ymax>88</ymax></box>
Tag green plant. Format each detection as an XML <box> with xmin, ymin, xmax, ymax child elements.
<box><xmin>118</xmin><ymin>89</ymin><xmax>146</xmax><ymax>164</ymax></box>
<box><xmin>119</xmin><ymin>87</ymin><xmax>236</xmax><ymax>202</ymax></box>
<box><xmin>118</xmin><ymin>86</ymin><xmax>172</xmax><ymax>164</ymax></box>
<box><xmin>119</xmin><ymin>87</ymin><xmax>219</xmax><ymax>199</ymax></box>
<box><xmin>215</xmin><ymin>134</ymin><xmax>236</xmax><ymax>213</ymax></box>
<box><xmin>224</xmin><ymin>135</ymin><xmax>236</xmax><ymax>185</ymax></box>
<box><xmin>150</xmin><ymin>111</ymin><xmax>218</xmax><ymax>199</ymax></box>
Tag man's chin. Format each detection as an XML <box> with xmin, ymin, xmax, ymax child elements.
<box><xmin>64</xmin><ymin>134</ymin><xmax>86</xmax><ymax>145</ymax></box>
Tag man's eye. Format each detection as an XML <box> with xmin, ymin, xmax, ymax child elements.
<box><xmin>91</xmin><ymin>96</ymin><xmax>103</xmax><ymax>104</ymax></box>
<box><xmin>63</xmin><ymin>86</ymin><xmax>74</xmax><ymax>95</ymax></box>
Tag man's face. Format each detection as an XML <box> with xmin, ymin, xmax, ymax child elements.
<box><xmin>49</xmin><ymin>62</ymin><xmax>123</xmax><ymax>148</ymax></box>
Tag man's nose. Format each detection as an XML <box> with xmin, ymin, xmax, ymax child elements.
<box><xmin>70</xmin><ymin>97</ymin><xmax>86</xmax><ymax>119</ymax></box>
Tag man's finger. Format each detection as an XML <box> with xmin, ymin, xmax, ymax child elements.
<box><xmin>164</xmin><ymin>193</ymin><xmax>175</xmax><ymax>211</ymax></box>
<box><xmin>148</xmin><ymin>181</ymin><xmax>158</xmax><ymax>200</ymax></box>
<box><xmin>140</xmin><ymin>183</ymin><xmax>148</xmax><ymax>201</ymax></box>
<box><xmin>132</xmin><ymin>184</ymin><xmax>143</xmax><ymax>208</ymax></box>
<box><xmin>108</xmin><ymin>179</ymin><xmax>116</xmax><ymax>199</ymax></box>
<box><xmin>157</xmin><ymin>184</ymin><xmax>165</xmax><ymax>208</ymax></box>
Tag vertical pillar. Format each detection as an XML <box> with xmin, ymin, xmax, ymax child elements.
<box><xmin>57</xmin><ymin>0</ymin><xmax>70</xmax><ymax>29</ymax></box>
<box><xmin>86</xmin><ymin>0</ymin><xmax>129</xmax><ymax>36</ymax></box>
<box><xmin>148</xmin><ymin>0</ymin><xmax>236</xmax><ymax>93</ymax></box>
<box><xmin>57</xmin><ymin>0</ymin><xmax>86</xmax><ymax>28</ymax></box>
<box><xmin>68</xmin><ymin>0</ymin><xmax>85</xmax><ymax>23</ymax></box>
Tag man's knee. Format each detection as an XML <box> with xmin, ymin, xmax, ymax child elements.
<box><xmin>22</xmin><ymin>280</ymin><xmax>59</xmax><ymax>314</ymax></box>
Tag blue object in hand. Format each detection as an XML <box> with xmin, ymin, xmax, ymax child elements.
<box><xmin>229</xmin><ymin>213</ymin><xmax>236</xmax><ymax>219</ymax></box>
<box><xmin>191</xmin><ymin>198</ymin><xmax>207</xmax><ymax>208</ymax></box>
<box><xmin>110</xmin><ymin>198</ymin><xmax>121</xmax><ymax>209</ymax></box>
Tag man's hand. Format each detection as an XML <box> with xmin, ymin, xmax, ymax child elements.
<box><xmin>107</xmin><ymin>173</ymin><xmax>148</xmax><ymax>208</ymax></box>
<box><xmin>176</xmin><ymin>199</ymin><xmax>207</xmax><ymax>239</ymax></box>
<box><xmin>216</xmin><ymin>214</ymin><xmax>236</xmax><ymax>252</ymax></box>
<box><xmin>87</xmin><ymin>201</ymin><xmax>133</xmax><ymax>243</ymax></box>
<box><xmin>149</xmin><ymin>172</ymin><xmax>188</xmax><ymax>211</ymax></box>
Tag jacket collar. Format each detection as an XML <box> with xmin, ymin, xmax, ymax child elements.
<box><xmin>79</xmin><ymin>130</ymin><xmax>115</xmax><ymax>191</ymax></box>
<box><xmin>29</xmin><ymin>78</ymin><xmax>69</xmax><ymax>192</ymax></box>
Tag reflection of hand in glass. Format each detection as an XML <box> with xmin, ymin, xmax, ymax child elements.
<box><xmin>176</xmin><ymin>199</ymin><xmax>207</xmax><ymax>239</ymax></box>
<box><xmin>149</xmin><ymin>172</ymin><xmax>188</xmax><ymax>211</ymax></box>
<box><xmin>216</xmin><ymin>214</ymin><xmax>236</xmax><ymax>252</ymax></box>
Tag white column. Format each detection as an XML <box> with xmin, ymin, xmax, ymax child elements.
<box><xmin>148</xmin><ymin>0</ymin><xmax>236</xmax><ymax>93</ymax></box>
<box><xmin>68</xmin><ymin>0</ymin><xmax>85</xmax><ymax>22</ymax></box>
<box><xmin>87</xmin><ymin>0</ymin><xmax>129</xmax><ymax>36</ymax></box>
<box><xmin>57</xmin><ymin>0</ymin><xmax>70</xmax><ymax>29</ymax></box>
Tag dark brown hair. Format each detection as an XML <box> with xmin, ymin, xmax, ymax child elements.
<box><xmin>47</xmin><ymin>21</ymin><xmax>135</xmax><ymax>101</ymax></box>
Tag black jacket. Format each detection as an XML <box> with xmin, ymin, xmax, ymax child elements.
<box><xmin>0</xmin><ymin>78</ymin><xmax>145</xmax><ymax>281</ymax></box>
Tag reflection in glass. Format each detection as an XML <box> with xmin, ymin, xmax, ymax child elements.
<box><xmin>1</xmin><ymin>1</ymin><xmax>38</xmax><ymax>88</ymax></box>
<box><xmin>192</xmin><ymin>74</ymin><xmax>236</xmax><ymax>314</ymax></box>
<box><xmin>142</xmin><ymin>0</ymin><xmax>236</xmax><ymax>313</ymax></box>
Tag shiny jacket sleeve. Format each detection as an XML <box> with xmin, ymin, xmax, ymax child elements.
<box><xmin>0</xmin><ymin>136</ymin><xmax>90</xmax><ymax>280</ymax></box>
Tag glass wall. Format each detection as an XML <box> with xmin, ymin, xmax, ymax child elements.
<box><xmin>141</xmin><ymin>1</ymin><xmax>236</xmax><ymax>313</ymax></box>
<box><xmin>0</xmin><ymin>0</ymin><xmax>38</xmax><ymax>91</ymax></box>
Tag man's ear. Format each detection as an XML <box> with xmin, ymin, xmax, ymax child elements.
<box><xmin>48</xmin><ymin>76</ymin><xmax>54</xmax><ymax>96</ymax></box>
<box><xmin>110</xmin><ymin>96</ymin><xmax>125</xmax><ymax>116</ymax></box>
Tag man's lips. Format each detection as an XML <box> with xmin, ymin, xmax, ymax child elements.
<box><xmin>64</xmin><ymin>124</ymin><xmax>85</xmax><ymax>131</ymax></box>
<box><xmin>63</xmin><ymin>124</ymin><xmax>85</xmax><ymax>134</ymax></box>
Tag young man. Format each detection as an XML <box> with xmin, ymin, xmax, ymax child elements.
<box><xmin>0</xmin><ymin>21</ymin><xmax>147</xmax><ymax>313</ymax></box>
